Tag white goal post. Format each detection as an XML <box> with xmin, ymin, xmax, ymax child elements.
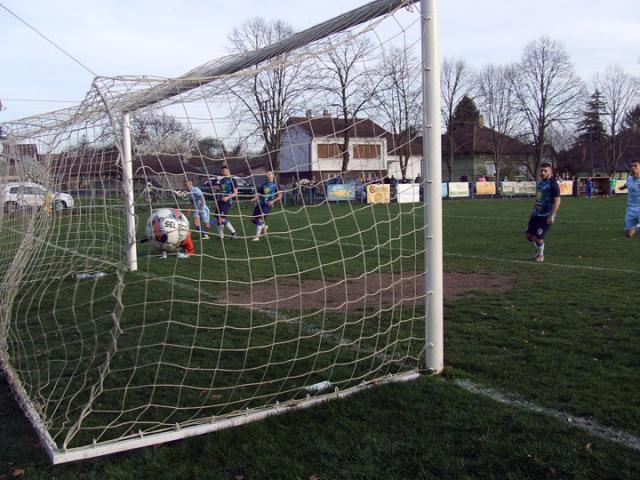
<box><xmin>0</xmin><ymin>0</ymin><xmax>442</xmax><ymax>463</ymax></box>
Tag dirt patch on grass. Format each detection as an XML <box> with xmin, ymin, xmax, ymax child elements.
<box><xmin>224</xmin><ymin>271</ymin><xmax>512</xmax><ymax>313</ymax></box>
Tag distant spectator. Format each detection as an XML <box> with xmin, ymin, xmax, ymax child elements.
<box><xmin>610</xmin><ymin>177</ymin><xmax>617</xmax><ymax>197</ymax></box>
<box><xmin>415</xmin><ymin>175</ymin><xmax>422</xmax><ymax>184</ymax></box>
<box><xmin>586</xmin><ymin>177</ymin><xmax>593</xmax><ymax>199</ymax></box>
<box><xmin>459</xmin><ymin>174</ymin><xmax>469</xmax><ymax>182</ymax></box>
<box><xmin>478</xmin><ymin>175</ymin><xmax>487</xmax><ymax>182</ymax></box>
<box><xmin>390</xmin><ymin>175</ymin><xmax>398</xmax><ymax>202</ymax></box>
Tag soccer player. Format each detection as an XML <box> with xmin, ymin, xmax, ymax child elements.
<box><xmin>619</xmin><ymin>160</ymin><xmax>640</xmax><ymax>238</ymax></box>
<box><xmin>251</xmin><ymin>171</ymin><xmax>281</xmax><ymax>241</ymax></box>
<box><xmin>140</xmin><ymin>218</ymin><xmax>193</xmax><ymax>260</ymax></box>
<box><xmin>214</xmin><ymin>165</ymin><xmax>239</xmax><ymax>240</ymax></box>
<box><xmin>184</xmin><ymin>179</ymin><xmax>211</xmax><ymax>239</ymax></box>
<box><xmin>525</xmin><ymin>162</ymin><xmax>561</xmax><ymax>263</ymax></box>
<box><xmin>158</xmin><ymin>234</ymin><xmax>194</xmax><ymax>260</ymax></box>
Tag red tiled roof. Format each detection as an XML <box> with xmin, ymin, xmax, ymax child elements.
<box><xmin>48</xmin><ymin>149</ymin><xmax>273</xmax><ymax>179</ymax></box>
<box><xmin>386</xmin><ymin>133</ymin><xmax>423</xmax><ymax>156</ymax></box>
<box><xmin>287</xmin><ymin>116</ymin><xmax>387</xmax><ymax>139</ymax></box>
<box><xmin>15</xmin><ymin>144</ymin><xmax>39</xmax><ymax>156</ymax></box>
<box><xmin>49</xmin><ymin>148</ymin><xmax>120</xmax><ymax>177</ymax></box>
<box><xmin>442</xmin><ymin>124</ymin><xmax>533</xmax><ymax>156</ymax></box>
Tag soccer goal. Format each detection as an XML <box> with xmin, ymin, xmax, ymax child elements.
<box><xmin>0</xmin><ymin>0</ymin><xmax>442</xmax><ymax>463</ymax></box>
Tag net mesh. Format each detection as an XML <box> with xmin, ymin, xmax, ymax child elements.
<box><xmin>0</xmin><ymin>1</ymin><xmax>427</xmax><ymax>457</ymax></box>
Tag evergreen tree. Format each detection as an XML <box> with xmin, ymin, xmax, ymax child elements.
<box><xmin>574</xmin><ymin>90</ymin><xmax>608</xmax><ymax>175</ymax></box>
<box><xmin>452</xmin><ymin>95</ymin><xmax>481</xmax><ymax>128</ymax></box>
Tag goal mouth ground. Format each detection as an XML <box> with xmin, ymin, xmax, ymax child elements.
<box><xmin>0</xmin><ymin>0</ymin><xmax>444</xmax><ymax>463</ymax></box>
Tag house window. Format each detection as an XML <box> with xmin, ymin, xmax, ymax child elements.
<box><xmin>317</xmin><ymin>143</ymin><xmax>343</xmax><ymax>159</ymax></box>
<box><xmin>353</xmin><ymin>144</ymin><xmax>381</xmax><ymax>159</ymax></box>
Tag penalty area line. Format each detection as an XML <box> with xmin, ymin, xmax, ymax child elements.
<box><xmin>451</xmin><ymin>378</ymin><xmax>640</xmax><ymax>452</ymax></box>
<box><xmin>445</xmin><ymin>252</ymin><xmax>637</xmax><ymax>274</ymax></box>
<box><xmin>270</xmin><ymin>234</ymin><xmax>636</xmax><ymax>275</ymax></box>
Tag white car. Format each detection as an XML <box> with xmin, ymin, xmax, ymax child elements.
<box><xmin>0</xmin><ymin>181</ymin><xmax>74</xmax><ymax>214</ymax></box>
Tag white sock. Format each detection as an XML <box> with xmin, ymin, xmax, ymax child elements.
<box><xmin>218</xmin><ymin>224</ymin><xmax>224</xmax><ymax>236</ymax></box>
<box><xmin>256</xmin><ymin>224</ymin><xmax>264</xmax><ymax>237</ymax></box>
<box><xmin>226</xmin><ymin>222</ymin><xmax>236</xmax><ymax>234</ymax></box>
<box><xmin>536</xmin><ymin>242</ymin><xmax>545</xmax><ymax>256</ymax></box>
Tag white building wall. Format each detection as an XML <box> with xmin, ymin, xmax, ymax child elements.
<box><xmin>280</xmin><ymin>126</ymin><xmax>311</xmax><ymax>173</ymax></box>
<box><xmin>311</xmin><ymin>137</ymin><xmax>387</xmax><ymax>173</ymax></box>
<box><xmin>387</xmin><ymin>154</ymin><xmax>422</xmax><ymax>180</ymax></box>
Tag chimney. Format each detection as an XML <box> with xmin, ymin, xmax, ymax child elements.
<box><xmin>306</xmin><ymin>109</ymin><xmax>313</xmax><ymax>118</ymax></box>
<box><xmin>323</xmin><ymin>109</ymin><xmax>330</xmax><ymax>117</ymax></box>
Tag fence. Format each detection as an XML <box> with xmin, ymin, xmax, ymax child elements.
<box><xmin>278</xmin><ymin>179</ymin><xmax>619</xmax><ymax>205</ymax></box>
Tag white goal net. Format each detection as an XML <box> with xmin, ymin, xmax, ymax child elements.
<box><xmin>0</xmin><ymin>0</ymin><xmax>442</xmax><ymax>463</ymax></box>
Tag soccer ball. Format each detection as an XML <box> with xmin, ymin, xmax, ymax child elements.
<box><xmin>145</xmin><ymin>208</ymin><xmax>190</xmax><ymax>253</ymax></box>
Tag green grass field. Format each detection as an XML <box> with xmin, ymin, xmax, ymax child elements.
<box><xmin>1</xmin><ymin>196</ymin><xmax>639</xmax><ymax>479</ymax></box>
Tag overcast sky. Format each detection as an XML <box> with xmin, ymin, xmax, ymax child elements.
<box><xmin>1</xmin><ymin>0</ymin><xmax>638</xmax><ymax>122</ymax></box>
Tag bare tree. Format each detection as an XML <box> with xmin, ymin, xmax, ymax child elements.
<box><xmin>316</xmin><ymin>35</ymin><xmax>382</xmax><ymax>175</ymax></box>
<box><xmin>513</xmin><ymin>37</ymin><xmax>584</xmax><ymax>176</ymax></box>
<box><xmin>440</xmin><ymin>57</ymin><xmax>474</xmax><ymax>181</ymax></box>
<box><xmin>374</xmin><ymin>45</ymin><xmax>422</xmax><ymax>180</ymax></box>
<box><xmin>130</xmin><ymin>111</ymin><xmax>199</xmax><ymax>154</ymax></box>
<box><xmin>227</xmin><ymin>17</ymin><xmax>308</xmax><ymax>172</ymax></box>
<box><xmin>594</xmin><ymin>64</ymin><xmax>640</xmax><ymax>175</ymax></box>
<box><xmin>476</xmin><ymin>63</ymin><xmax>524</xmax><ymax>186</ymax></box>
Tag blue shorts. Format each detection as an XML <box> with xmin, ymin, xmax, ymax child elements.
<box><xmin>215</xmin><ymin>199</ymin><xmax>231</xmax><ymax>217</ymax></box>
<box><xmin>194</xmin><ymin>206</ymin><xmax>210</xmax><ymax>224</ymax></box>
<box><xmin>624</xmin><ymin>208</ymin><xmax>640</xmax><ymax>230</ymax></box>
<box><xmin>526</xmin><ymin>214</ymin><xmax>551</xmax><ymax>239</ymax></box>
<box><xmin>252</xmin><ymin>203</ymin><xmax>272</xmax><ymax>224</ymax></box>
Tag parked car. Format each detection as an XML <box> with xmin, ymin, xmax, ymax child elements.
<box><xmin>0</xmin><ymin>181</ymin><xmax>74</xmax><ymax>214</ymax></box>
<box><xmin>200</xmin><ymin>176</ymin><xmax>256</xmax><ymax>200</ymax></box>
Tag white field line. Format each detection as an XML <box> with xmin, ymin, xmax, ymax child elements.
<box><xmin>270</xmin><ymin>235</ymin><xmax>637</xmax><ymax>275</ymax></box>
<box><xmin>452</xmin><ymin>378</ymin><xmax>640</xmax><ymax>452</ymax></box>
<box><xmin>442</xmin><ymin>213</ymin><xmax>622</xmax><ymax>226</ymax></box>
<box><xmin>444</xmin><ymin>252</ymin><xmax>638</xmax><ymax>274</ymax></box>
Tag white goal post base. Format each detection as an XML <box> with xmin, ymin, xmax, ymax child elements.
<box><xmin>21</xmin><ymin>370</ymin><xmax>420</xmax><ymax>464</ymax></box>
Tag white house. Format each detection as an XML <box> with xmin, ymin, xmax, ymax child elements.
<box><xmin>386</xmin><ymin>133</ymin><xmax>423</xmax><ymax>181</ymax></box>
<box><xmin>279</xmin><ymin>114</ymin><xmax>388</xmax><ymax>183</ymax></box>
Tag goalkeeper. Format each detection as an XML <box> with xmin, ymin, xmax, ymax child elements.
<box><xmin>251</xmin><ymin>170</ymin><xmax>281</xmax><ymax>241</ymax></box>
<box><xmin>141</xmin><ymin>218</ymin><xmax>194</xmax><ymax>259</ymax></box>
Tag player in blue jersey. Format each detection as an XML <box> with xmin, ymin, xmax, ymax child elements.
<box><xmin>525</xmin><ymin>162</ymin><xmax>561</xmax><ymax>263</ymax></box>
<box><xmin>184</xmin><ymin>179</ymin><xmax>210</xmax><ymax>239</ymax></box>
<box><xmin>619</xmin><ymin>160</ymin><xmax>640</xmax><ymax>238</ymax></box>
<box><xmin>214</xmin><ymin>165</ymin><xmax>239</xmax><ymax>240</ymax></box>
<box><xmin>251</xmin><ymin>171</ymin><xmax>282</xmax><ymax>241</ymax></box>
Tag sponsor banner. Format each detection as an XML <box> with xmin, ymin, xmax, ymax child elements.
<box><xmin>475</xmin><ymin>182</ymin><xmax>496</xmax><ymax>195</ymax></box>
<box><xmin>558</xmin><ymin>181</ymin><xmax>574</xmax><ymax>196</ymax></box>
<box><xmin>448</xmin><ymin>182</ymin><xmax>470</xmax><ymax>198</ymax></box>
<box><xmin>615</xmin><ymin>179</ymin><xmax>628</xmax><ymax>194</ymax></box>
<box><xmin>326</xmin><ymin>184</ymin><xmax>356</xmax><ymax>201</ymax></box>
<box><xmin>500</xmin><ymin>181</ymin><xmax>518</xmax><ymax>196</ymax></box>
<box><xmin>441</xmin><ymin>182</ymin><xmax>448</xmax><ymax>198</ymax></box>
<box><xmin>501</xmin><ymin>181</ymin><xmax>536</xmax><ymax>196</ymax></box>
<box><xmin>397</xmin><ymin>184</ymin><xmax>420</xmax><ymax>203</ymax></box>
<box><xmin>366</xmin><ymin>184</ymin><xmax>390</xmax><ymax>204</ymax></box>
